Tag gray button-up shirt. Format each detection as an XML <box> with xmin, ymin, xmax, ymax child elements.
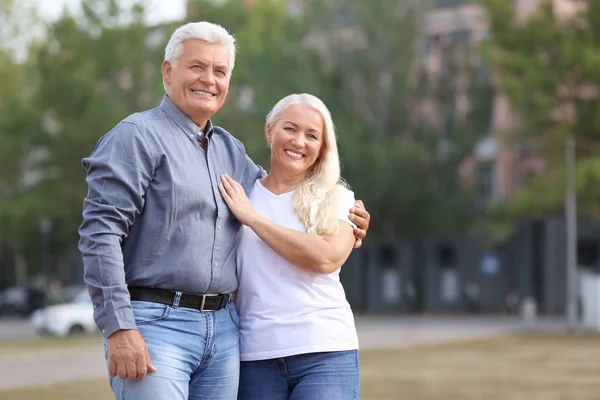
<box><xmin>78</xmin><ymin>95</ymin><xmax>262</xmax><ymax>337</ymax></box>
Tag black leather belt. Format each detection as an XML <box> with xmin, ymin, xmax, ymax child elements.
<box><xmin>128</xmin><ymin>287</ymin><xmax>231</xmax><ymax>312</ymax></box>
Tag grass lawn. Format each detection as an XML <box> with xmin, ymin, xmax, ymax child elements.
<box><xmin>1</xmin><ymin>333</ymin><xmax>600</xmax><ymax>399</ymax></box>
<box><xmin>0</xmin><ymin>379</ymin><xmax>110</xmax><ymax>400</ymax></box>
<box><xmin>360</xmin><ymin>333</ymin><xmax>600</xmax><ymax>399</ymax></box>
<box><xmin>0</xmin><ymin>334</ymin><xmax>101</xmax><ymax>360</ymax></box>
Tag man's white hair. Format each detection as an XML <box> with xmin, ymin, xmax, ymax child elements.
<box><xmin>163</xmin><ymin>22</ymin><xmax>236</xmax><ymax>89</ymax></box>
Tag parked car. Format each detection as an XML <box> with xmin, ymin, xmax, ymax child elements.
<box><xmin>0</xmin><ymin>285</ymin><xmax>51</xmax><ymax>317</ymax></box>
<box><xmin>30</xmin><ymin>289</ymin><xmax>97</xmax><ymax>336</ymax></box>
<box><xmin>0</xmin><ymin>286</ymin><xmax>29</xmax><ymax>316</ymax></box>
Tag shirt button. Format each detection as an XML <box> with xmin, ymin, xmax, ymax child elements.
<box><xmin>217</xmin><ymin>224</ymin><xmax>222</xmax><ymax>230</ymax></box>
<box><xmin>214</xmin><ymin>262</ymin><xmax>219</xmax><ymax>267</ymax></box>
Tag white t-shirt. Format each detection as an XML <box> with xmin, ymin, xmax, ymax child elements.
<box><xmin>235</xmin><ymin>180</ymin><xmax>359</xmax><ymax>361</ymax></box>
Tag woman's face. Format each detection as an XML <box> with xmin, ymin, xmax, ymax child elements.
<box><xmin>267</xmin><ymin>103</ymin><xmax>325</xmax><ymax>177</ymax></box>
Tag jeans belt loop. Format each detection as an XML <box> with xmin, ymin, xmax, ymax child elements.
<box><xmin>172</xmin><ymin>291</ymin><xmax>182</xmax><ymax>309</ymax></box>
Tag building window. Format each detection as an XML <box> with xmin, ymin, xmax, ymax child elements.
<box><xmin>437</xmin><ymin>244</ymin><xmax>459</xmax><ymax>304</ymax></box>
<box><xmin>578</xmin><ymin>240</ymin><xmax>599</xmax><ymax>272</ymax></box>
<box><xmin>443</xmin><ymin>100</ymin><xmax>457</xmax><ymax>138</ymax></box>
<box><xmin>476</xmin><ymin>161</ymin><xmax>496</xmax><ymax>205</ymax></box>
<box><xmin>435</xmin><ymin>0</ymin><xmax>471</xmax><ymax>8</ymax></box>
<box><xmin>472</xmin><ymin>83</ymin><xmax>494</xmax><ymax>137</ymax></box>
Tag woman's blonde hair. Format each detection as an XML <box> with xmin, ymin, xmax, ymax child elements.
<box><xmin>266</xmin><ymin>93</ymin><xmax>345</xmax><ymax>236</ymax></box>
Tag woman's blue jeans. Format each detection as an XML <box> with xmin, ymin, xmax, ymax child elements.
<box><xmin>238</xmin><ymin>350</ymin><xmax>360</xmax><ymax>400</ymax></box>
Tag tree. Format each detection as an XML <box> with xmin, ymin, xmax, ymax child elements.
<box><xmin>475</xmin><ymin>0</ymin><xmax>600</xmax><ymax>244</ymax></box>
<box><xmin>300</xmin><ymin>0</ymin><xmax>481</xmax><ymax>238</ymax></box>
<box><xmin>0</xmin><ymin>0</ymin><xmax>489</xmax><ymax>282</ymax></box>
<box><xmin>0</xmin><ymin>0</ymin><xmax>174</xmax><ymax>279</ymax></box>
<box><xmin>183</xmin><ymin>0</ymin><xmax>484</xmax><ymax>239</ymax></box>
<box><xmin>186</xmin><ymin>0</ymin><xmax>328</xmax><ymax>164</ymax></box>
<box><xmin>0</xmin><ymin>0</ymin><xmax>48</xmax><ymax>284</ymax></box>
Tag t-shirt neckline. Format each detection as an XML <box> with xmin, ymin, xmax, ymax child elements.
<box><xmin>255</xmin><ymin>179</ymin><xmax>296</xmax><ymax>198</ymax></box>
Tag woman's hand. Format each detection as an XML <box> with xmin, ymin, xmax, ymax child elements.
<box><xmin>218</xmin><ymin>173</ymin><xmax>260</xmax><ymax>226</ymax></box>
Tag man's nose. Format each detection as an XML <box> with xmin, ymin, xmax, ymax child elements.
<box><xmin>199</xmin><ymin>70</ymin><xmax>215</xmax><ymax>84</ymax></box>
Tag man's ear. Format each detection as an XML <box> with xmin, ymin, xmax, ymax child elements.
<box><xmin>161</xmin><ymin>60</ymin><xmax>172</xmax><ymax>86</ymax></box>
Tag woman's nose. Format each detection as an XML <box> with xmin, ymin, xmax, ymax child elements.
<box><xmin>291</xmin><ymin>137</ymin><xmax>304</xmax><ymax>147</ymax></box>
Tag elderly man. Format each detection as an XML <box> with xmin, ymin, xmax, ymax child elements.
<box><xmin>79</xmin><ymin>21</ymin><xmax>370</xmax><ymax>400</ymax></box>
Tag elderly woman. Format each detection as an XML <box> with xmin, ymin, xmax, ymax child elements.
<box><xmin>218</xmin><ymin>93</ymin><xmax>360</xmax><ymax>400</ymax></box>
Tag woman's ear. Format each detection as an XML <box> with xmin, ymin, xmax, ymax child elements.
<box><xmin>265</xmin><ymin>123</ymin><xmax>272</xmax><ymax>145</ymax></box>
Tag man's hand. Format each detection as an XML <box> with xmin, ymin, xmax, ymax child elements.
<box><xmin>349</xmin><ymin>200</ymin><xmax>370</xmax><ymax>248</ymax></box>
<box><xmin>107</xmin><ymin>329</ymin><xmax>156</xmax><ymax>380</ymax></box>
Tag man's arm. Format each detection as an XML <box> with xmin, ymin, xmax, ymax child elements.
<box><xmin>78</xmin><ymin>121</ymin><xmax>154</xmax><ymax>338</ymax></box>
<box><xmin>236</xmin><ymin>138</ymin><xmax>265</xmax><ymax>190</ymax></box>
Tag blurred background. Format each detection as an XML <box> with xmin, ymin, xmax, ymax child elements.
<box><xmin>1</xmin><ymin>0</ymin><xmax>600</xmax><ymax>399</ymax></box>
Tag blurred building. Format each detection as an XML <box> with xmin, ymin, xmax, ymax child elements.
<box><xmin>183</xmin><ymin>1</ymin><xmax>579</xmax><ymax>207</ymax></box>
<box><xmin>177</xmin><ymin>0</ymin><xmax>600</xmax><ymax>317</ymax></box>
<box><xmin>342</xmin><ymin>218</ymin><xmax>600</xmax><ymax>316</ymax></box>
<box><xmin>342</xmin><ymin>0</ymin><xmax>595</xmax><ymax>317</ymax></box>
<box><xmin>422</xmin><ymin>0</ymin><xmax>578</xmax><ymax>207</ymax></box>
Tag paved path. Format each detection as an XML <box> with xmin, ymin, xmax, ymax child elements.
<box><xmin>0</xmin><ymin>317</ymin><xmax>34</xmax><ymax>340</ymax></box>
<box><xmin>354</xmin><ymin>314</ymin><xmax>566</xmax><ymax>349</ymax></box>
<box><xmin>0</xmin><ymin>315</ymin><xmax>567</xmax><ymax>390</ymax></box>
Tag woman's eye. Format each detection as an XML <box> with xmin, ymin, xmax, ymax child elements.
<box><xmin>284</xmin><ymin>127</ymin><xmax>295</xmax><ymax>132</ymax></box>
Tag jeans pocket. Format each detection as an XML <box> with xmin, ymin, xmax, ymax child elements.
<box><xmin>227</xmin><ymin>303</ymin><xmax>241</xmax><ymax>329</ymax></box>
<box><xmin>131</xmin><ymin>301</ymin><xmax>171</xmax><ymax>326</ymax></box>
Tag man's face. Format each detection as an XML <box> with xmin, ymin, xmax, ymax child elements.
<box><xmin>162</xmin><ymin>39</ymin><xmax>230</xmax><ymax>128</ymax></box>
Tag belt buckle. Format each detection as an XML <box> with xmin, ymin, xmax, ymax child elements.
<box><xmin>199</xmin><ymin>294</ymin><xmax>218</xmax><ymax>312</ymax></box>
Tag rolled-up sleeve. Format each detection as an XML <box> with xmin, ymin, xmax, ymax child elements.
<box><xmin>78</xmin><ymin>121</ymin><xmax>154</xmax><ymax>337</ymax></box>
<box><xmin>237</xmin><ymin>141</ymin><xmax>265</xmax><ymax>189</ymax></box>
<box><xmin>246</xmin><ymin>154</ymin><xmax>265</xmax><ymax>181</ymax></box>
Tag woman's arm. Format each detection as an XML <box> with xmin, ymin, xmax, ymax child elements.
<box><xmin>218</xmin><ymin>174</ymin><xmax>355</xmax><ymax>274</ymax></box>
<box><xmin>248</xmin><ymin>217</ymin><xmax>355</xmax><ymax>274</ymax></box>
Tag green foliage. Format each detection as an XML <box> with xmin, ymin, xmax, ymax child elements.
<box><xmin>300</xmin><ymin>0</ymin><xmax>481</xmax><ymax>237</ymax></box>
<box><xmin>476</xmin><ymin>0</ymin><xmax>600</xmax><ymax>244</ymax></box>
<box><xmin>0</xmin><ymin>0</ymin><xmax>172</xmax><ymax>276</ymax></box>
<box><xmin>0</xmin><ymin>0</ymin><xmax>484</xmax><ymax>278</ymax></box>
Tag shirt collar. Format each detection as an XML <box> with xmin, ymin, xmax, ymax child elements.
<box><xmin>159</xmin><ymin>95</ymin><xmax>214</xmax><ymax>142</ymax></box>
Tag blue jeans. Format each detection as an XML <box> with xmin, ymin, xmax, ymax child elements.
<box><xmin>238</xmin><ymin>350</ymin><xmax>360</xmax><ymax>400</ymax></box>
<box><xmin>102</xmin><ymin>298</ymin><xmax>241</xmax><ymax>399</ymax></box>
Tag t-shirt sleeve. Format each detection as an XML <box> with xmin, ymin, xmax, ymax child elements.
<box><xmin>337</xmin><ymin>187</ymin><xmax>357</xmax><ymax>229</ymax></box>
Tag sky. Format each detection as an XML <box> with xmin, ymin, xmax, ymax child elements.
<box><xmin>35</xmin><ymin>0</ymin><xmax>187</xmax><ymax>24</ymax></box>
<box><xmin>2</xmin><ymin>0</ymin><xmax>186</xmax><ymax>61</ymax></box>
